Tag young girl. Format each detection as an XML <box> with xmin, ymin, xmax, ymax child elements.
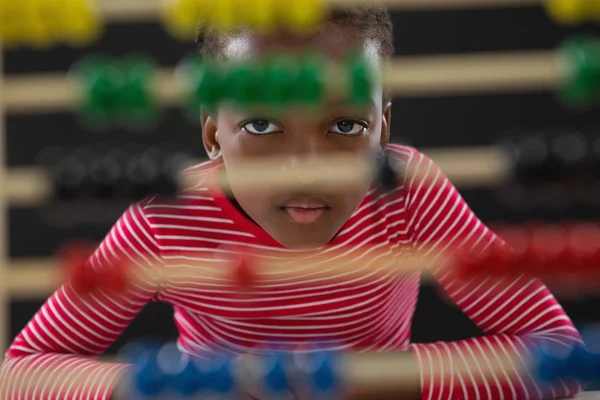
<box><xmin>0</xmin><ymin>6</ymin><xmax>584</xmax><ymax>400</ymax></box>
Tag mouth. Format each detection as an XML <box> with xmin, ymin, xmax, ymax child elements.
<box><xmin>278</xmin><ymin>197</ymin><xmax>332</xmax><ymax>224</ymax></box>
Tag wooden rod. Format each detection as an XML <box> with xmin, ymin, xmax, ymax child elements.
<box><xmin>5</xmin><ymin>247</ymin><xmax>441</xmax><ymax>299</ymax></box>
<box><xmin>0</xmin><ymin>44</ymin><xmax>8</xmax><ymax>355</ymax></box>
<box><xmin>2</xmin><ymin>51</ymin><xmax>562</xmax><ymax>115</ymax></box>
<box><xmin>0</xmin><ymin>146</ymin><xmax>510</xmax><ymax>207</ymax></box>
<box><xmin>97</xmin><ymin>0</ymin><xmax>543</xmax><ymax>23</ymax></box>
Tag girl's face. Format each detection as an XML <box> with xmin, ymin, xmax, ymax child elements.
<box><xmin>202</xmin><ymin>27</ymin><xmax>391</xmax><ymax>249</ymax></box>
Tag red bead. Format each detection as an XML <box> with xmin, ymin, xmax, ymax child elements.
<box><xmin>231</xmin><ymin>252</ymin><xmax>257</xmax><ymax>292</ymax></box>
<box><xmin>528</xmin><ymin>225</ymin><xmax>568</xmax><ymax>277</ymax></box>
<box><xmin>98</xmin><ymin>259</ymin><xmax>129</xmax><ymax>294</ymax></box>
<box><xmin>566</xmin><ymin>223</ymin><xmax>600</xmax><ymax>275</ymax></box>
<box><xmin>57</xmin><ymin>241</ymin><xmax>97</xmax><ymax>294</ymax></box>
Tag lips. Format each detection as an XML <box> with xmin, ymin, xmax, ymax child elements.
<box><xmin>278</xmin><ymin>197</ymin><xmax>331</xmax><ymax>224</ymax></box>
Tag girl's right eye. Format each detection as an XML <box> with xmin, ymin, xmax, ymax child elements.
<box><xmin>242</xmin><ymin>120</ymin><xmax>282</xmax><ymax>135</ymax></box>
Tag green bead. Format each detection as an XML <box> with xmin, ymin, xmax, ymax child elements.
<box><xmin>116</xmin><ymin>56</ymin><xmax>159</xmax><ymax>127</ymax></box>
<box><xmin>346</xmin><ymin>54</ymin><xmax>374</xmax><ymax>106</ymax></box>
<box><xmin>195</xmin><ymin>63</ymin><xmax>226</xmax><ymax>110</ymax></box>
<box><xmin>295</xmin><ymin>56</ymin><xmax>324</xmax><ymax>105</ymax></box>
<box><xmin>177</xmin><ymin>54</ymin><xmax>206</xmax><ymax>120</ymax></box>
<box><xmin>73</xmin><ymin>55</ymin><xmax>122</xmax><ymax>125</ymax></box>
<box><xmin>226</xmin><ymin>63</ymin><xmax>261</xmax><ymax>106</ymax></box>
<box><xmin>558</xmin><ymin>36</ymin><xmax>600</xmax><ymax>107</ymax></box>
<box><xmin>262</xmin><ymin>58</ymin><xmax>298</xmax><ymax>106</ymax></box>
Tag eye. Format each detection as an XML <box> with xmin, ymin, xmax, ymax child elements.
<box><xmin>242</xmin><ymin>120</ymin><xmax>282</xmax><ymax>135</ymax></box>
<box><xmin>329</xmin><ymin>120</ymin><xmax>367</xmax><ymax>136</ymax></box>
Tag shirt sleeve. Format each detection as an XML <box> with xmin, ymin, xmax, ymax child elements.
<box><xmin>0</xmin><ymin>202</ymin><xmax>163</xmax><ymax>400</ymax></box>
<box><xmin>395</xmin><ymin>147</ymin><xmax>585</xmax><ymax>400</ymax></box>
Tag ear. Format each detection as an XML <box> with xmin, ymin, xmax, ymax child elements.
<box><xmin>380</xmin><ymin>102</ymin><xmax>392</xmax><ymax>149</ymax></box>
<box><xmin>201</xmin><ymin>112</ymin><xmax>222</xmax><ymax>161</ymax></box>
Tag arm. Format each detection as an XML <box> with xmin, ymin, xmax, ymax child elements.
<box><xmin>0</xmin><ymin>202</ymin><xmax>163</xmax><ymax>400</ymax></box>
<box><xmin>394</xmin><ymin>147</ymin><xmax>584</xmax><ymax>399</ymax></box>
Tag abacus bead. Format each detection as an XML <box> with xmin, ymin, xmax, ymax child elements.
<box><xmin>247</xmin><ymin>0</ymin><xmax>275</xmax><ymax>31</ymax></box>
<box><xmin>558</xmin><ymin>37</ymin><xmax>600</xmax><ymax>107</ymax></box>
<box><xmin>265</xmin><ymin>352</ymin><xmax>291</xmax><ymax>394</ymax></box>
<box><xmin>75</xmin><ymin>57</ymin><xmax>123</xmax><ymax>124</ymax></box>
<box><xmin>546</xmin><ymin>0</ymin><xmax>585</xmax><ymax>24</ymax></box>
<box><xmin>213</xmin><ymin>0</ymin><xmax>237</xmax><ymax>31</ymax></box>
<box><xmin>284</xmin><ymin>0</ymin><xmax>326</xmax><ymax>34</ymax></box>
<box><xmin>565</xmin><ymin>223</ymin><xmax>600</xmax><ymax>275</ymax></box>
<box><xmin>263</xmin><ymin>60</ymin><xmax>297</xmax><ymax>106</ymax></box>
<box><xmin>100</xmin><ymin>259</ymin><xmax>128</xmax><ymax>294</ymax></box>
<box><xmin>117</xmin><ymin>56</ymin><xmax>159</xmax><ymax>127</ymax></box>
<box><xmin>133</xmin><ymin>346</ymin><xmax>167</xmax><ymax>397</ymax></box>
<box><xmin>163</xmin><ymin>0</ymin><xmax>205</xmax><ymax>39</ymax></box>
<box><xmin>52</xmin><ymin>155</ymin><xmax>88</xmax><ymax>201</ymax></box>
<box><xmin>529</xmin><ymin>225</ymin><xmax>568</xmax><ymax>276</ymax></box>
<box><xmin>311</xmin><ymin>350</ymin><xmax>339</xmax><ymax>393</ymax></box>
<box><xmin>212</xmin><ymin>355</ymin><xmax>235</xmax><ymax>394</ymax></box>
<box><xmin>347</xmin><ymin>55</ymin><xmax>373</xmax><ymax>106</ymax></box>
<box><xmin>58</xmin><ymin>241</ymin><xmax>96</xmax><ymax>293</ymax></box>
<box><xmin>88</xmin><ymin>154</ymin><xmax>122</xmax><ymax>200</ymax></box>
<box><xmin>227</xmin><ymin>64</ymin><xmax>260</xmax><ymax>106</ymax></box>
<box><xmin>196</xmin><ymin>64</ymin><xmax>226</xmax><ymax>109</ymax></box>
<box><xmin>232</xmin><ymin>253</ymin><xmax>256</xmax><ymax>291</ymax></box>
<box><xmin>534</xmin><ymin>345</ymin><xmax>570</xmax><ymax>383</ymax></box>
<box><xmin>510</xmin><ymin>133</ymin><xmax>552</xmax><ymax>183</ymax></box>
<box><xmin>20</xmin><ymin>0</ymin><xmax>49</xmax><ymax>48</ymax></box>
<box><xmin>125</xmin><ymin>152</ymin><xmax>160</xmax><ymax>201</ymax></box>
<box><xmin>296</xmin><ymin>57</ymin><xmax>325</xmax><ymax>105</ymax></box>
<box><xmin>61</xmin><ymin>0</ymin><xmax>102</xmax><ymax>46</ymax></box>
<box><xmin>570</xmin><ymin>345</ymin><xmax>599</xmax><ymax>382</ymax></box>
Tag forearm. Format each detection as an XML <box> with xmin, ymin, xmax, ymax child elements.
<box><xmin>410</xmin><ymin>334</ymin><xmax>583</xmax><ymax>400</ymax></box>
<box><xmin>0</xmin><ymin>353</ymin><xmax>128</xmax><ymax>400</ymax></box>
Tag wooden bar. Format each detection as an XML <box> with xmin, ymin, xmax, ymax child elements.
<box><xmin>2</xmin><ymin>51</ymin><xmax>561</xmax><ymax>114</ymax></box>
<box><xmin>0</xmin><ymin>44</ymin><xmax>7</xmax><ymax>354</ymax></box>
<box><xmin>0</xmin><ymin>146</ymin><xmax>510</xmax><ymax>206</ymax></box>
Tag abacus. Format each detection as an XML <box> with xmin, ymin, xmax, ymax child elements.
<box><xmin>1</xmin><ymin>0</ymin><xmax>600</xmax><ymax>398</ymax></box>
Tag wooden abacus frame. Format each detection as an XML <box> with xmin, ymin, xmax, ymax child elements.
<box><xmin>2</xmin><ymin>2</ymin><xmax>599</xmax><ymax>398</ymax></box>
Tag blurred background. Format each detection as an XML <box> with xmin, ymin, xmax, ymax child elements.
<box><xmin>3</xmin><ymin>5</ymin><xmax>600</xmax><ymax>357</ymax></box>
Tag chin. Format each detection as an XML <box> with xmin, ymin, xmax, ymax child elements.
<box><xmin>272</xmin><ymin>227</ymin><xmax>337</xmax><ymax>250</ymax></box>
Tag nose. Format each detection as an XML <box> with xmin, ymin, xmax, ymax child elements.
<box><xmin>280</xmin><ymin>133</ymin><xmax>328</xmax><ymax>186</ymax></box>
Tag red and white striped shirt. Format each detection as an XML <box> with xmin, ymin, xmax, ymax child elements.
<box><xmin>0</xmin><ymin>145</ymin><xmax>583</xmax><ymax>399</ymax></box>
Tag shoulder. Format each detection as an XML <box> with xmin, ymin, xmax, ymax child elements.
<box><xmin>138</xmin><ymin>159</ymin><xmax>222</xmax><ymax>215</ymax></box>
<box><xmin>383</xmin><ymin>143</ymin><xmax>428</xmax><ymax>169</ymax></box>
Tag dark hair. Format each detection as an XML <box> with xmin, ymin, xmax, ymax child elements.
<box><xmin>197</xmin><ymin>6</ymin><xmax>394</xmax><ymax>64</ymax></box>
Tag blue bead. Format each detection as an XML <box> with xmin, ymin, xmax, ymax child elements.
<box><xmin>571</xmin><ymin>345</ymin><xmax>600</xmax><ymax>382</ymax></box>
<box><xmin>212</xmin><ymin>355</ymin><xmax>235</xmax><ymax>394</ymax></box>
<box><xmin>173</xmin><ymin>358</ymin><xmax>205</xmax><ymax>396</ymax></box>
<box><xmin>265</xmin><ymin>352</ymin><xmax>290</xmax><ymax>393</ymax></box>
<box><xmin>534</xmin><ymin>346</ymin><xmax>570</xmax><ymax>383</ymax></box>
<box><xmin>132</xmin><ymin>347</ymin><xmax>167</xmax><ymax>397</ymax></box>
<box><xmin>311</xmin><ymin>350</ymin><xmax>339</xmax><ymax>393</ymax></box>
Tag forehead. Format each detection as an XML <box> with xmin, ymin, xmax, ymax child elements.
<box><xmin>223</xmin><ymin>26</ymin><xmax>381</xmax><ymax>68</ymax></box>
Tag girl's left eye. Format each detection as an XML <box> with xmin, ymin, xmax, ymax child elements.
<box><xmin>329</xmin><ymin>121</ymin><xmax>367</xmax><ymax>136</ymax></box>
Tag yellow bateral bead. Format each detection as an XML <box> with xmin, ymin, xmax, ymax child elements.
<box><xmin>213</xmin><ymin>0</ymin><xmax>237</xmax><ymax>32</ymax></box>
<box><xmin>162</xmin><ymin>0</ymin><xmax>205</xmax><ymax>40</ymax></box>
<box><xmin>246</xmin><ymin>0</ymin><xmax>276</xmax><ymax>32</ymax></box>
<box><xmin>545</xmin><ymin>0</ymin><xmax>585</xmax><ymax>24</ymax></box>
<box><xmin>583</xmin><ymin>0</ymin><xmax>600</xmax><ymax>18</ymax></box>
<box><xmin>20</xmin><ymin>0</ymin><xmax>52</xmax><ymax>47</ymax></box>
<box><xmin>0</xmin><ymin>0</ymin><xmax>24</xmax><ymax>46</ymax></box>
<box><xmin>60</xmin><ymin>0</ymin><xmax>102</xmax><ymax>46</ymax></box>
<box><xmin>284</xmin><ymin>0</ymin><xmax>326</xmax><ymax>34</ymax></box>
